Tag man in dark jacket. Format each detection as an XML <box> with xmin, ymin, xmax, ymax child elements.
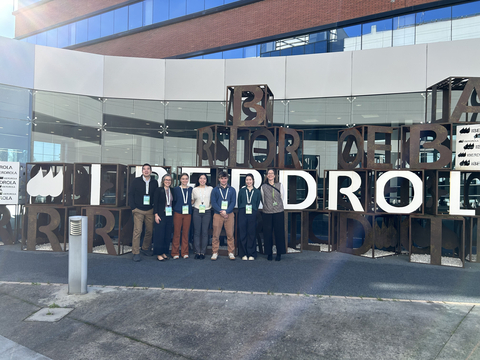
<box><xmin>128</xmin><ymin>163</ymin><xmax>158</xmax><ymax>261</ymax></box>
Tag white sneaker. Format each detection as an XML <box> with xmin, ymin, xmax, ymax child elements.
<box><xmin>229</xmin><ymin>253</ymin><xmax>235</xmax><ymax>260</ymax></box>
<box><xmin>211</xmin><ymin>253</ymin><xmax>218</xmax><ymax>261</ymax></box>
<box><xmin>173</xmin><ymin>255</ymin><xmax>179</xmax><ymax>259</ymax></box>
<box><xmin>183</xmin><ymin>255</ymin><xmax>189</xmax><ymax>259</ymax></box>
<box><xmin>248</xmin><ymin>256</ymin><xmax>255</xmax><ymax>261</ymax></box>
<box><xmin>242</xmin><ymin>256</ymin><xmax>248</xmax><ymax>261</ymax></box>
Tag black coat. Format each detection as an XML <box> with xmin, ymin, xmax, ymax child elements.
<box><xmin>128</xmin><ymin>176</ymin><xmax>158</xmax><ymax>211</ymax></box>
<box><xmin>154</xmin><ymin>186</ymin><xmax>175</xmax><ymax>219</ymax></box>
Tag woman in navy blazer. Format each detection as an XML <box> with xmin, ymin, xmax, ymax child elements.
<box><xmin>153</xmin><ymin>174</ymin><xmax>175</xmax><ymax>261</ymax></box>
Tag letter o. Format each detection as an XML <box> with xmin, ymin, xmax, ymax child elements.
<box><xmin>376</xmin><ymin>171</ymin><xmax>423</xmax><ymax>214</ymax></box>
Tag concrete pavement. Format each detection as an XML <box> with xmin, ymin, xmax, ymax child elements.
<box><xmin>0</xmin><ymin>244</ymin><xmax>479</xmax><ymax>359</ymax></box>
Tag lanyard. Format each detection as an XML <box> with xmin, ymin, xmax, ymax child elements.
<box><xmin>165</xmin><ymin>188</ymin><xmax>171</xmax><ymax>206</ymax></box>
<box><xmin>272</xmin><ymin>187</ymin><xmax>275</xmax><ymax>200</ymax></box>
<box><xmin>246</xmin><ymin>188</ymin><xmax>254</xmax><ymax>204</ymax></box>
<box><xmin>181</xmin><ymin>187</ymin><xmax>189</xmax><ymax>205</ymax></box>
<box><xmin>200</xmin><ymin>187</ymin><xmax>205</xmax><ymax>204</ymax></box>
<box><xmin>220</xmin><ymin>187</ymin><xmax>229</xmax><ymax>201</ymax></box>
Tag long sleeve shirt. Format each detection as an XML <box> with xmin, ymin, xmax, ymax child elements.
<box><xmin>172</xmin><ymin>186</ymin><xmax>193</xmax><ymax>214</ymax></box>
<box><xmin>211</xmin><ymin>185</ymin><xmax>236</xmax><ymax>214</ymax></box>
<box><xmin>128</xmin><ymin>176</ymin><xmax>158</xmax><ymax>211</ymax></box>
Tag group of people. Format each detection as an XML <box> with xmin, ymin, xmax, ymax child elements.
<box><xmin>128</xmin><ymin>164</ymin><xmax>286</xmax><ymax>263</ymax></box>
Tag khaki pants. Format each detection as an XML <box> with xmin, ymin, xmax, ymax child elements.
<box><xmin>132</xmin><ymin>208</ymin><xmax>154</xmax><ymax>255</ymax></box>
<box><xmin>211</xmin><ymin>213</ymin><xmax>235</xmax><ymax>254</ymax></box>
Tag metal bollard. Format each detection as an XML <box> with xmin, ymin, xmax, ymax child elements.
<box><xmin>68</xmin><ymin>216</ymin><xmax>88</xmax><ymax>294</ymax></box>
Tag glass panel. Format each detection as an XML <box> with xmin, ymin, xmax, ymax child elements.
<box><xmin>329</xmin><ymin>25</ymin><xmax>361</xmax><ymax>52</ymax></box>
<box><xmin>187</xmin><ymin>0</ymin><xmax>204</xmax><ymax>14</ymax></box>
<box><xmin>114</xmin><ymin>7</ymin><xmax>129</xmax><ymax>33</ymax></box>
<box><xmin>153</xmin><ymin>0</ymin><xmax>169</xmax><ymax>23</ymax></box>
<box><xmin>244</xmin><ymin>45</ymin><xmax>258</xmax><ymax>58</ymax></box>
<box><xmin>393</xmin><ymin>14</ymin><xmax>415</xmax><ymax>46</ymax></box>
<box><xmin>144</xmin><ymin>0</ymin><xmax>154</xmax><ymax>26</ymax></box>
<box><xmin>170</xmin><ymin>0</ymin><xmax>186</xmax><ymax>18</ymax></box>
<box><xmin>362</xmin><ymin>18</ymin><xmax>392</xmax><ymax>49</ymax></box>
<box><xmin>416</xmin><ymin>8</ymin><xmax>452</xmax><ymax>44</ymax></box>
<box><xmin>205</xmin><ymin>0</ymin><xmax>223</xmax><ymax>8</ymax></box>
<box><xmin>26</xmin><ymin>36</ymin><xmax>36</xmax><ymax>44</ymax></box>
<box><xmin>280</xmin><ymin>48</ymin><xmax>292</xmax><ymax>56</ymax></box>
<box><xmin>88</xmin><ymin>15</ymin><xmax>101</xmax><ymax>41</ymax></box>
<box><xmin>304</xmin><ymin>43</ymin><xmax>314</xmax><ymax>54</ymax></box>
<box><xmin>46</xmin><ymin>29</ymin><xmax>57</xmax><ymax>47</ymax></box>
<box><xmin>270</xmin><ymin>50</ymin><xmax>280</xmax><ymax>57</ymax></box>
<box><xmin>0</xmin><ymin>85</ymin><xmax>31</xmax><ymax>162</ymax></box>
<box><xmin>36</xmin><ymin>32</ymin><xmax>46</xmax><ymax>46</ymax></box>
<box><xmin>203</xmin><ymin>52</ymin><xmax>222</xmax><ymax>59</ymax></box>
<box><xmin>224</xmin><ymin>0</ymin><xmax>236</xmax><ymax>3</ymax></box>
<box><xmin>101</xmin><ymin>11</ymin><xmax>114</xmax><ymax>37</ymax></box>
<box><xmin>260</xmin><ymin>41</ymin><xmax>275</xmax><ymax>53</ymax></box>
<box><xmin>129</xmin><ymin>2</ymin><xmax>143</xmax><ymax>30</ymax></box>
<box><xmin>314</xmin><ymin>41</ymin><xmax>327</xmax><ymax>53</ymax></box>
<box><xmin>75</xmin><ymin>19</ymin><xmax>88</xmax><ymax>44</ymax></box>
<box><xmin>309</xmin><ymin>31</ymin><xmax>327</xmax><ymax>43</ymax></box>
<box><xmin>69</xmin><ymin>23</ymin><xmax>76</xmax><ymax>45</ymax></box>
<box><xmin>57</xmin><ymin>25</ymin><xmax>71</xmax><ymax>47</ymax></box>
<box><xmin>452</xmin><ymin>1</ymin><xmax>480</xmax><ymax>41</ymax></box>
<box><xmin>223</xmin><ymin>48</ymin><xmax>243</xmax><ymax>59</ymax></box>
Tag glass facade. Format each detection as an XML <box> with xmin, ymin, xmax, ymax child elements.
<box><xmin>191</xmin><ymin>0</ymin><xmax>480</xmax><ymax>59</ymax></box>
<box><xmin>19</xmin><ymin>0</ymin><xmax>244</xmax><ymax>48</ymax></box>
<box><xmin>0</xmin><ymin>83</ymin><xmax>435</xmax><ymax>177</ymax></box>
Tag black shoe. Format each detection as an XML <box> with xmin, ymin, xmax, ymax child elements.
<box><xmin>140</xmin><ymin>249</ymin><xmax>153</xmax><ymax>256</ymax></box>
<box><xmin>267</xmin><ymin>254</ymin><xmax>273</xmax><ymax>261</ymax></box>
<box><xmin>200</xmin><ymin>254</ymin><xmax>205</xmax><ymax>259</ymax></box>
<box><xmin>275</xmin><ymin>254</ymin><xmax>281</xmax><ymax>261</ymax></box>
<box><xmin>194</xmin><ymin>254</ymin><xmax>200</xmax><ymax>259</ymax></box>
<box><xmin>133</xmin><ymin>254</ymin><xmax>141</xmax><ymax>262</ymax></box>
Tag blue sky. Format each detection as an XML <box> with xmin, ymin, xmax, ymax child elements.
<box><xmin>0</xmin><ymin>0</ymin><xmax>15</xmax><ymax>38</ymax></box>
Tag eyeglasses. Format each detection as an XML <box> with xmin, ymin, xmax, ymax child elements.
<box><xmin>164</xmin><ymin>179</ymin><xmax>172</xmax><ymax>182</ymax></box>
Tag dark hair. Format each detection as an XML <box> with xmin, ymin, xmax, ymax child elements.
<box><xmin>263</xmin><ymin>168</ymin><xmax>276</xmax><ymax>184</ymax></box>
<box><xmin>195</xmin><ymin>173</ymin><xmax>209</xmax><ymax>187</ymax></box>
<box><xmin>218</xmin><ymin>171</ymin><xmax>229</xmax><ymax>179</ymax></box>
<box><xmin>160</xmin><ymin>174</ymin><xmax>172</xmax><ymax>187</ymax></box>
<box><xmin>142</xmin><ymin>163</ymin><xmax>151</xmax><ymax>170</ymax></box>
<box><xmin>179</xmin><ymin>172</ymin><xmax>189</xmax><ymax>179</ymax></box>
<box><xmin>245</xmin><ymin>173</ymin><xmax>255</xmax><ymax>186</ymax></box>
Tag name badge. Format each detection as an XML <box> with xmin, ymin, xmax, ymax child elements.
<box><xmin>199</xmin><ymin>204</ymin><xmax>206</xmax><ymax>214</ymax></box>
<box><xmin>182</xmin><ymin>205</ymin><xmax>189</xmax><ymax>215</ymax></box>
<box><xmin>143</xmin><ymin>195</ymin><xmax>150</xmax><ymax>205</ymax></box>
<box><xmin>165</xmin><ymin>206</ymin><xmax>172</xmax><ymax>216</ymax></box>
<box><xmin>221</xmin><ymin>200</ymin><xmax>228</xmax><ymax>210</ymax></box>
<box><xmin>246</xmin><ymin>205</ymin><xmax>252</xmax><ymax>214</ymax></box>
<box><xmin>273</xmin><ymin>201</ymin><xmax>278</xmax><ymax>206</ymax></box>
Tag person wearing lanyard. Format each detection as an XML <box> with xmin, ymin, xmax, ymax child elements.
<box><xmin>153</xmin><ymin>174</ymin><xmax>174</xmax><ymax>261</ymax></box>
<box><xmin>260</xmin><ymin>168</ymin><xmax>286</xmax><ymax>261</ymax></box>
<box><xmin>237</xmin><ymin>173</ymin><xmax>261</xmax><ymax>260</ymax></box>
<box><xmin>210</xmin><ymin>171</ymin><xmax>237</xmax><ymax>260</ymax></box>
<box><xmin>191</xmin><ymin>174</ymin><xmax>213</xmax><ymax>259</ymax></box>
<box><xmin>128</xmin><ymin>163</ymin><xmax>158</xmax><ymax>262</ymax></box>
<box><xmin>172</xmin><ymin>173</ymin><xmax>193</xmax><ymax>259</ymax></box>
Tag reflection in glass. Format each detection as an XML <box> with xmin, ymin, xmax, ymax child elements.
<box><xmin>452</xmin><ymin>1</ymin><xmax>480</xmax><ymax>40</ymax></box>
<box><xmin>393</xmin><ymin>14</ymin><xmax>415</xmax><ymax>46</ymax></box>
<box><xmin>329</xmin><ymin>25</ymin><xmax>361</xmax><ymax>52</ymax></box>
<box><xmin>416</xmin><ymin>8</ymin><xmax>451</xmax><ymax>44</ymax></box>
<box><xmin>362</xmin><ymin>19</ymin><xmax>392</xmax><ymax>49</ymax></box>
<box><xmin>46</xmin><ymin>29</ymin><xmax>57</xmax><ymax>47</ymax></box>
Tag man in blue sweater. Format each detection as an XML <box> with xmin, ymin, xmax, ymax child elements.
<box><xmin>210</xmin><ymin>171</ymin><xmax>237</xmax><ymax>260</ymax></box>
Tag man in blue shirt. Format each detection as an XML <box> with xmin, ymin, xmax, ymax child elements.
<box><xmin>210</xmin><ymin>171</ymin><xmax>237</xmax><ymax>260</ymax></box>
